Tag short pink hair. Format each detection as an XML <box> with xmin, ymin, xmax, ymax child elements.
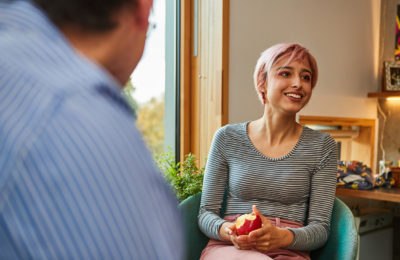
<box><xmin>253</xmin><ymin>43</ymin><xmax>318</xmax><ymax>101</ymax></box>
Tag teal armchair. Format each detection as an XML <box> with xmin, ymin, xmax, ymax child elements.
<box><xmin>179</xmin><ymin>193</ymin><xmax>358</xmax><ymax>260</ymax></box>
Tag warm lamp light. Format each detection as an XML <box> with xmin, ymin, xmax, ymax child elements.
<box><xmin>386</xmin><ymin>97</ymin><xmax>400</xmax><ymax>101</ymax></box>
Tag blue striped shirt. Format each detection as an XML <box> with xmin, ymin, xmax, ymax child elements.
<box><xmin>0</xmin><ymin>1</ymin><xmax>184</xmax><ymax>259</ymax></box>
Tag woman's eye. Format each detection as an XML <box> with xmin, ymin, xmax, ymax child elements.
<box><xmin>279</xmin><ymin>71</ymin><xmax>290</xmax><ymax>77</ymax></box>
<box><xmin>302</xmin><ymin>75</ymin><xmax>311</xmax><ymax>81</ymax></box>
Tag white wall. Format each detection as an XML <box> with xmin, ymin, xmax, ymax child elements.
<box><xmin>229</xmin><ymin>0</ymin><xmax>381</xmax><ymax>124</ymax></box>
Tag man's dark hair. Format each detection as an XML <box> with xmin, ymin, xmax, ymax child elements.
<box><xmin>32</xmin><ymin>0</ymin><xmax>138</xmax><ymax>31</ymax></box>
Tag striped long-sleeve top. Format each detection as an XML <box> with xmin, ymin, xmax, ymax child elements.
<box><xmin>198</xmin><ymin>122</ymin><xmax>338</xmax><ymax>251</ymax></box>
<box><xmin>0</xmin><ymin>1</ymin><xmax>183</xmax><ymax>259</ymax></box>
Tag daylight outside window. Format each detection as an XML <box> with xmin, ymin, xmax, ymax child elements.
<box><xmin>122</xmin><ymin>0</ymin><xmax>167</xmax><ymax>156</ymax></box>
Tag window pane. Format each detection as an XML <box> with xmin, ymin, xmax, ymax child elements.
<box><xmin>125</xmin><ymin>0</ymin><xmax>166</xmax><ymax>156</ymax></box>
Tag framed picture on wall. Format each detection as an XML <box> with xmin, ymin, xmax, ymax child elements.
<box><xmin>384</xmin><ymin>61</ymin><xmax>400</xmax><ymax>91</ymax></box>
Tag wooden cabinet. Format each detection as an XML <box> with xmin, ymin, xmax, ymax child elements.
<box><xmin>299</xmin><ymin>115</ymin><xmax>376</xmax><ymax>171</ymax></box>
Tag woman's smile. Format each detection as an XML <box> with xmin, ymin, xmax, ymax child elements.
<box><xmin>284</xmin><ymin>91</ymin><xmax>304</xmax><ymax>100</ymax></box>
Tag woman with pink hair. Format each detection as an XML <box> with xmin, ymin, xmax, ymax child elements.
<box><xmin>198</xmin><ymin>43</ymin><xmax>337</xmax><ymax>259</ymax></box>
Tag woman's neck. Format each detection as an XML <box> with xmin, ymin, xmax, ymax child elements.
<box><xmin>254</xmin><ymin>112</ymin><xmax>300</xmax><ymax>146</ymax></box>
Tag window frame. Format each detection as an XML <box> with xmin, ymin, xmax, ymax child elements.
<box><xmin>165</xmin><ymin>0</ymin><xmax>179</xmax><ymax>158</ymax></box>
<box><xmin>179</xmin><ymin>0</ymin><xmax>230</xmax><ymax>165</ymax></box>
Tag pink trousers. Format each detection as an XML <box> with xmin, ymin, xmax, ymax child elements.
<box><xmin>200</xmin><ymin>215</ymin><xmax>310</xmax><ymax>260</ymax></box>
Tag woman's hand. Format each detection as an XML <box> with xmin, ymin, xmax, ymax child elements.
<box><xmin>218</xmin><ymin>222</ymin><xmax>235</xmax><ymax>241</ymax></box>
<box><xmin>244</xmin><ymin>205</ymin><xmax>294</xmax><ymax>252</ymax></box>
<box><xmin>219</xmin><ymin>222</ymin><xmax>257</xmax><ymax>250</ymax></box>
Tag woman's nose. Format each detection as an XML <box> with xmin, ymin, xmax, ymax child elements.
<box><xmin>291</xmin><ymin>76</ymin><xmax>302</xmax><ymax>88</ymax></box>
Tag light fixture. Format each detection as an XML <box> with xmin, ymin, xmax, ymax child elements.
<box><xmin>386</xmin><ymin>97</ymin><xmax>400</xmax><ymax>101</ymax></box>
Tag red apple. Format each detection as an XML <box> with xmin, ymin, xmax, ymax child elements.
<box><xmin>235</xmin><ymin>213</ymin><xmax>262</xmax><ymax>236</ymax></box>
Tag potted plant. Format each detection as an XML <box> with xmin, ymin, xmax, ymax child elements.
<box><xmin>155</xmin><ymin>150</ymin><xmax>205</xmax><ymax>202</ymax></box>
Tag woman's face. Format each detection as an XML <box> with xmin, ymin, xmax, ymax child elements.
<box><xmin>264</xmin><ymin>57</ymin><xmax>313</xmax><ymax>115</ymax></box>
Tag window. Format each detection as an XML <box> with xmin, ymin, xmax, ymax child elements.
<box><xmin>122</xmin><ymin>0</ymin><xmax>230</xmax><ymax>164</ymax></box>
<box><xmin>123</xmin><ymin>0</ymin><xmax>178</xmax><ymax>157</ymax></box>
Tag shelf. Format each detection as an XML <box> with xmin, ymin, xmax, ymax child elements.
<box><xmin>336</xmin><ymin>186</ymin><xmax>400</xmax><ymax>203</ymax></box>
<box><xmin>367</xmin><ymin>91</ymin><xmax>400</xmax><ymax>98</ymax></box>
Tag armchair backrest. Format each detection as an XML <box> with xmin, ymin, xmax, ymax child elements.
<box><xmin>310</xmin><ymin>197</ymin><xmax>359</xmax><ymax>260</ymax></box>
<box><xmin>179</xmin><ymin>193</ymin><xmax>209</xmax><ymax>260</ymax></box>
<box><xmin>179</xmin><ymin>193</ymin><xmax>358</xmax><ymax>260</ymax></box>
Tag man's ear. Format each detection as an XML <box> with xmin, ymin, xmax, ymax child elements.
<box><xmin>135</xmin><ymin>0</ymin><xmax>153</xmax><ymax>29</ymax></box>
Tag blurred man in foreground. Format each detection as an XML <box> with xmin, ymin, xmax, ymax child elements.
<box><xmin>0</xmin><ymin>0</ymin><xmax>184</xmax><ymax>259</ymax></box>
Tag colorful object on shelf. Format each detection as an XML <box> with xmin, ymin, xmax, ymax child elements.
<box><xmin>389</xmin><ymin>167</ymin><xmax>400</xmax><ymax>188</ymax></box>
<box><xmin>379</xmin><ymin>160</ymin><xmax>393</xmax><ymax>175</ymax></box>
<box><xmin>396</xmin><ymin>5</ymin><xmax>400</xmax><ymax>59</ymax></box>
<box><xmin>337</xmin><ymin>161</ymin><xmax>397</xmax><ymax>189</ymax></box>
<box><xmin>375</xmin><ymin>162</ymin><xmax>396</xmax><ymax>187</ymax></box>
<box><xmin>337</xmin><ymin>161</ymin><xmax>374</xmax><ymax>190</ymax></box>
<box><xmin>374</xmin><ymin>171</ymin><xmax>395</xmax><ymax>187</ymax></box>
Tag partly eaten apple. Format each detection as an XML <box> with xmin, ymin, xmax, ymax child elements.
<box><xmin>235</xmin><ymin>213</ymin><xmax>262</xmax><ymax>236</ymax></box>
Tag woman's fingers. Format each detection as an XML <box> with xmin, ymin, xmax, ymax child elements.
<box><xmin>252</xmin><ymin>205</ymin><xmax>271</xmax><ymax>226</ymax></box>
<box><xmin>248</xmin><ymin>225</ymin><xmax>271</xmax><ymax>240</ymax></box>
<box><xmin>252</xmin><ymin>205</ymin><xmax>260</xmax><ymax>215</ymax></box>
<box><xmin>231</xmin><ymin>234</ymin><xmax>257</xmax><ymax>249</ymax></box>
<box><xmin>232</xmin><ymin>240</ymin><xmax>253</xmax><ymax>251</ymax></box>
<box><xmin>219</xmin><ymin>222</ymin><xmax>236</xmax><ymax>242</ymax></box>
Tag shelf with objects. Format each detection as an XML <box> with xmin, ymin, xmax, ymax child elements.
<box><xmin>335</xmin><ymin>161</ymin><xmax>400</xmax><ymax>202</ymax></box>
<box><xmin>299</xmin><ymin>116</ymin><xmax>400</xmax><ymax>204</ymax></box>
<box><xmin>299</xmin><ymin>115</ymin><xmax>376</xmax><ymax>171</ymax></box>
<box><xmin>367</xmin><ymin>91</ymin><xmax>400</xmax><ymax>99</ymax></box>
<box><xmin>336</xmin><ymin>186</ymin><xmax>400</xmax><ymax>203</ymax></box>
<box><xmin>368</xmin><ymin>61</ymin><xmax>400</xmax><ymax>99</ymax></box>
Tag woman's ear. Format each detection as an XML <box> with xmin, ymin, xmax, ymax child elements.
<box><xmin>257</xmin><ymin>75</ymin><xmax>267</xmax><ymax>105</ymax></box>
<box><xmin>256</xmin><ymin>64</ymin><xmax>266</xmax><ymax>87</ymax></box>
<box><xmin>255</xmin><ymin>63</ymin><xmax>268</xmax><ymax>104</ymax></box>
<box><xmin>258</xmin><ymin>87</ymin><xmax>266</xmax><ymax>105</ymax></box>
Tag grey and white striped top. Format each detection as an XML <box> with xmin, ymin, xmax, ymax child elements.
<box><xmin>198</xmin><ymin>122</ymin><xmax>337</xmax><ymax>251</ymax></box>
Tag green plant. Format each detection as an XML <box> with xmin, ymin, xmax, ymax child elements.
<box><xmin>155</xmin><ymin>149</ymin><xmax>205</xmax><ymax>202</ymax></box>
